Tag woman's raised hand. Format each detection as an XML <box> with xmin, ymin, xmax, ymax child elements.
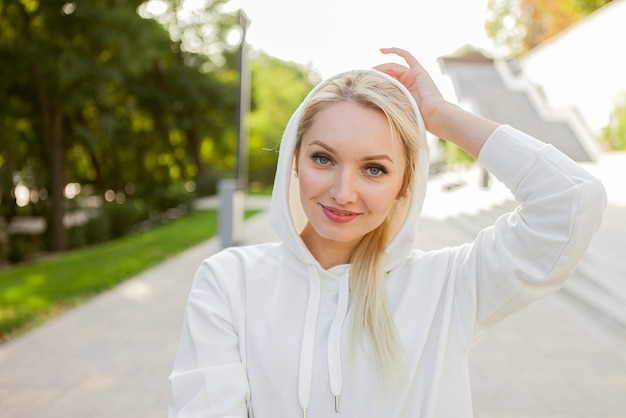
<box><xmin>375</xmin><ymin>47</ymin><xmax>446</xmax><ymax>133</ymax></box>
<box><xmin>375</xmin><ymin>47</ymin><xmax>498</xmax><ymax>158</ymax></box>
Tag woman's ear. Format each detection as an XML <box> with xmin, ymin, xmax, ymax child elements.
<box><xmin>293</xmin><ymin>155</ymin><xmax>299</xmax><ymax>177</ymax></box>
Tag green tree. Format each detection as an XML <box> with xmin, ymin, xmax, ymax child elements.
<box><xmin>486</xmin><ymin>0</ymin><xmax>613</xmax><ymax>57</ymax></box>
<box><xmin>139</xmin><ymin>0</ymin><xmax>238</xmax><ymax>64</ymax></box>
<box><xmin>485</xmin><ymin>0</ymin><xmax>528</xmax><ymax>57</ymax></box>
<box><xmin>247</xmin><ymin>53</ymin><xmax>319</xmax><ymax>188</ymax></box>
<box><xmin>566</xmin><ymin>0</ymin><xmax>614</xmax><ymax>14</ymax></box>
<box><xmin>1</xmin><ymin>0</ymin><xmax>318</xmax><ymax>263</ymax></box>
<box><xmin>0</xmin><ymin>0</ymin><xmax>239</xmax><ymax>255</ymax></box>
<box><xmin>1</xmin><ymin>0</ymin><xmax>158</xmax><ymax>250</ymax></box>
<box><xmin>124</xmin><ymin>47</ymin><xmax>238</xmax><ymax>199</ymax></box>
<box><xmin>603</xmin><ymin>95</ymin><xmax>626</xmax><ymax>150</ymax></box>
<box><xmin>521</xmin><ymin>0</ymin><xmax>579</xmax><ymax>51</ymax></box>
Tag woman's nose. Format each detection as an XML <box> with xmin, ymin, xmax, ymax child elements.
<box><xmin>331</xmin><ymin>169</ymin><xmax>358</xmax><ymax>205</ymax></box>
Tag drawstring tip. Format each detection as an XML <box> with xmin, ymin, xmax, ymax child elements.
<box><xmin>335</xmin><ymin>395</ymin><xmax>340</xmax><ymax>413</ymax></box>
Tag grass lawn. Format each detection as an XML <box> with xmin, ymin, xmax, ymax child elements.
<box><xmin>0</xmin><ymin>208</ymin><xmax>256</xmax><ymax>342</ymax></box>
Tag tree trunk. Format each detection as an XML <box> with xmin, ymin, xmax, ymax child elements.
<box><xmin>49</xmin><ymin>108</ymin><xmax>66</xmax><ymax>251</ymax></box>
<box><xmin>88</xmin><ymin>148</ymin><xmax>106</xmax><ymax>192</ymax></box>
<box><xmin>22</xmin><ymin>3</ymin><xmax>67</xmax><ymax>251</ymax></box>
<box><xmin>30</xmin><ymin>58</ymin><xmax>66</xmax><ymax>251</ymax></box>
<box><xmin>186</xmin><ymin>128</ymin><xmax>203</xmax><ymax>179</ymax></box>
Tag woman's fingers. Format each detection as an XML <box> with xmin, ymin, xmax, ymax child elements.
<box><xmin>376</xmin><ymin>47</ymin><xmax>430</xmax><ymax>86</ymax></box>
<box><xmin>379</xmin><ymin>47</ymin><xmax>420</xmax><ymax>68</ymax></box>
<box><xmin>373</xmin><ymin>62</ymin><xmax>407</xmax><ymax>79</ymax></box>
<box><xmin>375</xmin><ymin>47</ymin><xmax>449</xmax><ymax>134</ymax></box>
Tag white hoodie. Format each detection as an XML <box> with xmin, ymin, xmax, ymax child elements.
<box><xmin>169</xmin><ymin>70</ymin><xmax>606</xmax><ymax>418</ymax></box>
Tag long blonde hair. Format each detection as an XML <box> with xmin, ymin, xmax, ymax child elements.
<box><xmin>295</xmin><ymin>71</ymin><xmax>422</xmax><ymax>380</ymax></box>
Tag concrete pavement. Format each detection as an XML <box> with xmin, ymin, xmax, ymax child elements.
<box><xmin>0</xmin><ymin>155</ymin><xmax>625</xmax><ymax>418</ymax></box>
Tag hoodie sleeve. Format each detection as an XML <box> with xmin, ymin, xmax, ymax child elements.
<box><xmin>168</xmin><ymin>257</ymin><xmax>250</xmax><ymax>418</ymax></box>
<box><xmin>453</xmin><ymin>125</ymin><xmax>606</xmax><ymax>338</ymax></box>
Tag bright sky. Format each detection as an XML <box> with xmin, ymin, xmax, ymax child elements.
<box><xmin>225</xmin><ymin>0</ymin><xmax>493</xmax><ymax>84</ymax></box>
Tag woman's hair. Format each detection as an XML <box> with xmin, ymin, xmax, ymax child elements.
<box><xmin>295</xmin><ymin>71</ymin><xmax>422</xmax><ymax>381</ymax></box>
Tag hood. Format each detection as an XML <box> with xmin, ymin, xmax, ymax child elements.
<box><xmin>268</xmin><ymin>68</ymin><xmax>430</xmax><ymax>272</ymax></box>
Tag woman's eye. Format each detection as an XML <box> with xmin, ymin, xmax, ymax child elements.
<box><xmin>366</xmin><ymin>165</ymin><xmax>387</xmax><ymax>176</ymax></box>
<box><xmin>312</xmin><ymin>153</ymin><xmax>331</xmax><ymax>165</ymax></box>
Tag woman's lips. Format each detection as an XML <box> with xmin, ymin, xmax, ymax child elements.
<box><xmin>321</xmin><ymin>204</ymin><xmax>360</xmax><ymax>223</ymax></box>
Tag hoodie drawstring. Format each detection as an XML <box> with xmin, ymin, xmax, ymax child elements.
<box><xmin>298</xmin><ymin>265</ymin><xmax>321</xmax><ymax>418</ymax></box>
<box><xmin>298</xmin><ymin>264</ymin><xmax>350</xmax><ymax>417</ymax></box>
<box><xmin>327</xmin><ymin>274</ymin><xmax>349</xmax><ymax>412</ymax></box>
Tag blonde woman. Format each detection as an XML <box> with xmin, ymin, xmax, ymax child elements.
<box><xmin>169</xmin><ymin>48</ymin><xmax>606</xmax><ymax>418</ymax></box>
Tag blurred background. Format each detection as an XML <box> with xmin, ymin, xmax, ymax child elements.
<box><xmin>1</xmin><ymin>0</ymin><xmax>625</xmax><ymax>417</ymax></box>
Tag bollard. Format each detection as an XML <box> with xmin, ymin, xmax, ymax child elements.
<box><xmin>218</xmin><ymin>179</ymin><xmax>244</xmax><ymax>248</ymax></box>
<box><xmin>480</xmin><ymin>167</ymin><xmax>491</xmax><ymax>189</ymax></box>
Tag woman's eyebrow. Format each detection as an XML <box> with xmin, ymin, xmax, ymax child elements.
<box><xmin>307</xmin><ymin>140</ymin><xmax>335</xmax><ymax>153</ymax></box>
<box><xmin>363</xmin><ymin>155</ymin><xmax>394</xmax><ymax>163</ymax></box>
<box><xmin>308</xmin><ymin>140</ymin><xmax>394</xmax><ymax>162</ymax></box>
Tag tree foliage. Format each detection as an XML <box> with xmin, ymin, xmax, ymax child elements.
<box><xmin>0</xmin><ymin>1</ymin><xmax>319</xmax><ymax>262</ymax></box>
<box><xmin>485</xmin><ymin>0</ymin><xmax>613</xmax><ymax>57</ymax></box>
<box><xmin>566</xmin><ymin>0</ymin><xmax>615</xmax><ymax>14</ymax></box>
<box><xmin>0</xmin><ymin>0</ymin><xmax>239</xmax><ymax>254</ymax></box>
<box><xmin>603</xmin><ymin>94</ymin><xmax>626</xmax><ymax>150</ymax></box>
<box><xmin>247</xmin><ymin>53</ymin><xmax>318</xmax><ymax>188</ymax></box>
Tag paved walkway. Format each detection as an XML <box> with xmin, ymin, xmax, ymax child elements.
<box><xmin>1</xmin><ymin>154</ymin><xmax>625</xmax><ymax>418</ymax></box>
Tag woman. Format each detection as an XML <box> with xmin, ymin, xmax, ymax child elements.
<box><xmin>168</xmin><ymin>48</ymin><xmax>606</xmax><ymax>417</ymax></box>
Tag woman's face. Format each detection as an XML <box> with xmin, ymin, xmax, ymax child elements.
<box><xmin>297</xmin><ymin>101</ymin><xmax>406</xmax><ymax>249</ymax></box>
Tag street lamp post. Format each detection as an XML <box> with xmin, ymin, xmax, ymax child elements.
<box><xmin>220</xmin><ymin>10</ymin><xmax>250</xmax><ymax>249</ymax></box>
<box><xmin>236</xmin><ymin>10</ymin><xmax>251</xmax><ymax>192</ymax></box>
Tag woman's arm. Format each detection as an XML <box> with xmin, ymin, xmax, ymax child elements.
<box><xmin>462</xmin><ymin>126</ymin><xmax>606</xmax><ymax>334</ymax></box>
<box><xmin>376</xmin><ymin>47</ymin><xmax>499</xmax><ymax>158</ymax></box>
<box><xmin>169</xmin><ymin>258</ymin><xmax>250</xmax><ymax>418</ymax></box>
<box><xmin>377</xmin><ymin>48</ymin><xmax>607</xmax><ymax>335</ymax></box>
